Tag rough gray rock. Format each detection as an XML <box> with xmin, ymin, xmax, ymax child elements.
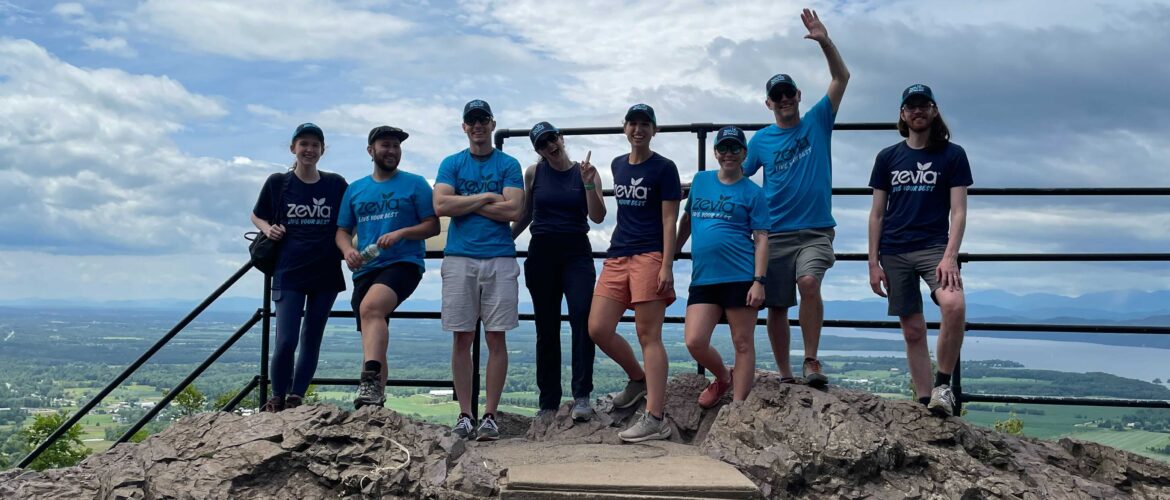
<box><xmin>700</xmin><ymin>372</ymin><xmax>1170</xmax><ymax>499</ymax></box>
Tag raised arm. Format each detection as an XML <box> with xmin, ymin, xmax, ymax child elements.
<box><xmin>581</xmin><ymin>152</ymin><xmax>606</xmax><ymax>224</ymax></box>
<box><xmin>936</xmin><ymin>186</ymin><xmax>968</xmax><ymax>292</ymax></box>
<box><xmin>511</xmin><ymin>165</ymin><xmax>537</xmax><ymax>239</ymax></box>
<box><xmin>476</xmin><ymin>186</ymin><xmax>525</xmax><ymax>222</ymax></box>
<box><xmin>801</xmin><ymin>8</ymin><xmax>849</xmax><ymax>113</ymax></box>
<box><xmin>433</xmin><ymin>184</ymin><xmax>498</xmax><ymax>217</ymax></box>
<box><xmin>867</xmin><ymin>189</ymin><xmax>888</xmax><ymax>297</ymax></box>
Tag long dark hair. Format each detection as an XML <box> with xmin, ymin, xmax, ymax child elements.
<box><xmin>898</xmin><ymin>112</ymin><xmax>950</xmax><ymax>145</ymax></box>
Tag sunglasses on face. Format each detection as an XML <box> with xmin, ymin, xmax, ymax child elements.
<box><xmin>715</xmin><ymin>143</ymin><xmax>744</xmax><ymax>155</ymax></box>
<box><xmin>901</xmin><ymin>102</ymin><xmax>935</xmax><ymax>112</ymax></box>
<box><xmin>464</xmin><ymin>116</ymin><xmax>492</xmax><ymax>126</ymax></box>
<box><xmin>770</xmin><ymin>87</ymin><xmax>797</xmax><ymax>100</ymax></box>
<box><xmin>535</xmin><ymin>134</ymin><xmax>559</xmax><ymax>151</ymax></box>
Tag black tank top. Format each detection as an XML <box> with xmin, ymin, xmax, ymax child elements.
<box><xmin>530</xmin><ymin>160</ymin><xmax>589</xmax><ymax>236</ymax></box>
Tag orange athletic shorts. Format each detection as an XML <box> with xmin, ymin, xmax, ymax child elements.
<box><xmin>593</xmin><ymin>251</ymin><xmax>676</xmax><ymax>309</ymax></box>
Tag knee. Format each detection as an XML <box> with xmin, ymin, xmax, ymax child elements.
<box><xmin>902</xmin><ymin>323</ymin><xmax>928</xmax><ymax>344</ymax></box>
<box><xmin>939</xmin><ymin>295</ymin><xmax>966</xmax><ymax>319</ymax></box>
<box><xmin>684</xmin><ymin>335</ymin><xmax>706</xmax><ymax>354</ymax></box>
<box><xmin>453</xmin><ymin>334</ymin><xmax>475</xmax><ymax>351</ymax></box>
<box><xmin>796</xmin><ymin>275</ymin><xmax>820</xmax><ymax>295</ymax></box>
<box><xmin>359</xmin><ymin>303</ymin><xmax>386</xmax><ymax>323</ymax></box>
<box><xmin>484</xmin><ymin>331</ymin><xmax>507</xmax><ymax>351</ymax></box>
<box><xmin>732</xmin><ymin>336</ymin><xmax>755</xmax><ymax>355</ymax></box>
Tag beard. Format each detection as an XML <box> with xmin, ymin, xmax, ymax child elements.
<box><xmin>375</xmin><ymin>158</ymin><xmax>399</xmax><ymax>173</ymax></box>
<box><xmin>908</xmin><ymin>116</ymin><xmax>934</xmax><ymax>133</ymax></box>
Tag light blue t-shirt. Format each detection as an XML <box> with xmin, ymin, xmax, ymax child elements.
<box><xmin>743</xmin><ymin>94</ymin><xmax>837</xmax><ymax>233</ymax></box>
<box><xmin>436</xmin><ymin>149</ymin><xmax>524</xmax><ymax>259</ymax></box>
<box><xmin>337</xmin><ymin>171</ymin><xmax>435</xmax><ymax>278</ymax></box>
<box><xmin>685</xmin><ymin>171</ymin><xmax>769</xmax><ymax>286</ymax></box>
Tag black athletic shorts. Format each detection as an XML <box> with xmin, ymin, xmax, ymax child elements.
<box><xmin>351</xmin><ymin>262</ymin><xmax>423</xmax><ymax>331</ymax></box>
<box><xmin>687</xmin><ymin>281</ymin><xmax>759</xmax><ymax>309</ymax></box>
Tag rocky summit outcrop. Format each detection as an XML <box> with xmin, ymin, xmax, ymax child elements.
<box><xmin>3</xmin><ymin>373</ymin><xmax>1170</xmax><ymax>499</ymax></box>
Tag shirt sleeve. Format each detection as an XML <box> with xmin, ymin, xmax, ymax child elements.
<box><xmin>336</xmin><ymin>182</ymin><xmax>356</xmax><ymax>231</ymax></box>
<box><xmin>252</xmin><ymin>173</ymin><xmax>280</xmax><ymax>222</ymax></box>
<box><xmin>748</xmin><ymin>185</ymin><xmax>769</xmax><ymax>231</ymax></box>
<box><xmin>742</xmin><ymin>136</ymin><xmax>763</xmax><ymax>177</ymax></box>
<box><xmin>948</xmin><ymin>145</ymin><xmax>974</xmax><ymax>187</ymax></box>
<box><xmin>868</xmin><ymin>148</ymin><xmax>892</xmax><ymax>192</ymax></box>
<box><xmin>810</xmin><ymin>94</ymin><xmax>835</xmax><ymax>130</ymax></box>
<box><xmin>436</xmin><ymin>156</ymin><xmax>456</xmax><ymax>188</ymax></box>
<box><xmin>503</xmin><ymin>157</ymin><xmax>524</xmax><ymax>190</ymax></box>
<box><xmin>661</xmin><ymin>159</ymin><xmax>683</xmax><ymax>201</ymax></box>
<box><xmin>416</xmin><ymin>176</ymin><xmax>437</xmax><ymax>219</ymax></box>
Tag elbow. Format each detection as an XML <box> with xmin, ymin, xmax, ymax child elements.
<box><xmin>589</xmin><ymin>213</ymin><xmax>605</xmax><ymax>224</ymax></box>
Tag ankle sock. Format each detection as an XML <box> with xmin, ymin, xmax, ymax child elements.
<box><xmin>918</xmin><ymin>397</ymin><xmax>930</xmax><ymax>406</ymax></box>
<box><xmin>482</xmin><ymin>413</ymin><xmax>495</xmax><ymax>421</ymax></box>
<box><xmin>935</xmin><ymin>372</ymin><xmax>951</xmax><ymax>387</ymax></box>
<box><xmin>364</xmin><ymin>360</ymin><xmax>382</xmax><ymax>373</ymax></box>
<box><xmin>649</xmin><ymin>412</ymin><xmax>663</xmax><ymax>421</ymax></box>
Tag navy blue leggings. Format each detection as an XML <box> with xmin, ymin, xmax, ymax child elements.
<box><xmin>271</xmin><ymin>289</ymin><xmax>338</xmax><ymax>397</ymax></box>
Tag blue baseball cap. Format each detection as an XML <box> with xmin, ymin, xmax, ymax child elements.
<box><xmin>624</xmin><ymin>103</ymin><xmax>656</xmax><ymax>126</ymax></box>
<box><xmin>529</xmin><ymin>121</ymin><xmax>560</xmax><ymax>149</ymax></box>
<box><xmin>766</xmin><ymin>73</ymin><xmax>798</xmax><ymax>98</ymax></box>
<box><xmin>901</xmin><ymin>84</ymin><xmax>936</xmax><ymax>106</ymax></box>
<box><xmin>714</xmin><ymin>126</ymin><xmax>746</xmax><ymax>149</ymax></box>
<box><xmin>463</xmin><ymin>99</ymin><xmax>493</xmax><ymax>120</ymax></box>
<box><xmin>292</xmin><ymin>122</ymin><xmax>324</xmax><ymax>142</ymax></box>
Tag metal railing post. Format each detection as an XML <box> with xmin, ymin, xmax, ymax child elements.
<box><xmin>221</xmin><ymin>376</ymin><xmax>261</xmax><ymax>412</ymax></box>
<box><xmin>260</xmin><ymin>274</ymin><xmax>272</xmax><ymax>406</ymax></box>
<box><xmin>472</xmin><ymin>322</ymin><xmax>482</xmax><ymax>421</ymax></box>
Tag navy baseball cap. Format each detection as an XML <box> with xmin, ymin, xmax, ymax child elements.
<box><xmin>529</xmin><ymin>121</ymin><xmax>560</xmax><ymax>148</ymax></box>
<box><xmin>766</xmin><ymin>74</ymin><xmax>798</xmax><ymax>98</ymax></box>
<box><xmin>368</xmin><ymin>125</ymin><xmax>409</xmax><ymax>145</ymax></box>
<box><xmin>463</xmin><ymin>99</ymin><xmax>493</xmax><ymax>120</ymax></box>
<box><xmin>292</xmin><ymin>122</ymin><xmax>324</xmax><ymax>142</ymax></box>
<box><xmin>901</xmin><ymin>84</ymin><xmax>936</xmax><ymax>106</ymax></box>
<box><xmin>624</xmin><ymin>103</ymin><xmax>656</xmax><ymax>125</ymax></box>
<box><xmin>714</xmin><ymin>126</ymin><xmax>746</xmax><ymax>149</ymax></box>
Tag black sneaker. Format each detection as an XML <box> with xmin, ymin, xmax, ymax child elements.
<box><xmin>261</xmin><ymin>396</ymin><xmax>284</xmax><ymax>413</ymax></box>
<box><xmin>284</xmin><ymin>394</ymin><xmax>303</xmax><ymax>409</ymax></box>
<box><xmin>452</xmin><ymin>414</ymin><xmax>476</xmax><ymax>440</ymax></box>
<box><xmin>354</xmin><ymin>370</ymin><xmax>385</xmax><ymax>409</ymax></box>
<box><xmin>476</xmin><ymin>414</ymin><xmax>500</xmax><ymax>441</ymax></box>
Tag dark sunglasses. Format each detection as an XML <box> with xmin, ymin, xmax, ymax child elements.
<box><xmin>715</xmin><ymin>143</ymin><xmax>744</xmax><ymax>155</ymax></box>
<box><xmin>464</xmin><ymin>115</ymin><xmax>492</xmax><ymax>126</ymax></box>
<box><xmin>535</xmin><ymin>134</ymin><xmax>560</xmax><ymax>150</ymax></box>
<box><xmin>770</xmin><ymin>87</ymin><xmax>797</xmax><ymax>100</ymax></box>
<box><xmin>901</xmin><ymin>102</ymin><xmax>935</xmax><ymax>112</ymax></box>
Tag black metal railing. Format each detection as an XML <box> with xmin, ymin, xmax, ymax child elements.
<box><xmin>19</xmin><ymin>119</ymin><xmax>1170</xmax><ymax>470</ymax></box>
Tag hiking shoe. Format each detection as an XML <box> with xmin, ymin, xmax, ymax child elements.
<box><xmin>802</xmin><ymin>358</ymin><xmax>829</xmax><ymax>388</ymax></box>
<box><xmin>452</xmin><ymin>415</ymin><xmax>476</xmax><ymax>440</ymax></box>
<box><xmin>353</xmin><ymin>370</ymin><xmax>385</xmax><ymax>409</ymax></box>
<box><xmin>476</xmin><ymin>415</ymin><xmax>500</xmax><ymax>441</ymax></box>
<box><xmin>571</xmin><ymin>397</ymin><xmax>593</xmax><ymax>422</ymax></box>
<box><xmin>535</xmin><ymin>408</ymin><xmax>555</xmax><ymax>418</ymax></box>
<box><xmin>261</xmin><ymin>396</ymin><xmax>284</xmax><ymax>413</ymax></box>
<box><xmin>697</xmin><ymin>373</ymin><xmax>733</xmax><ymax>409</ymax></box>
<box><xmin>612</xmin><ymin>379</ymin><xmax>647</xmax><ymax>409</ymax></box>
<box><xmin>928</xmin><ymin>384</ymin><xmax>956</xmax><ymax>418</ymax></box>
<box><xmin>618</xmin><ymin>412</ymin><xmax>671</xmax><ymax>443</ymax></box>
<box><xmin>284</xmin><ymin>394</ymin><xmax>303</xmax><ymax>409</ymax></box>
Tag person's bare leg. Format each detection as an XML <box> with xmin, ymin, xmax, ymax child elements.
<box><xmin>359</xmin><ymin>285</ymin><xmax>399</xmax><ymax>384</ymax></box>
<box><xmin>900</xmin><ymin>313</ymin><xmax>932</xmax><ymax>399</ymax></box>
<box><xmin>634</xmin><ymin>300</ymin><xmax>668</xmax><ymax>417</ymax></box>
<box><xmin>796</xmin><ymin>275</ymin><xmax>824</xmax><ymax>360</ymax></box>
<box><xmin>451</xmin><ymin>332</ymin><xmax>475</xmax><ymax>416</ymax></box>
<box><xmin>725</xmin><ymin>307</ymin><xmax>758</xmax><ymax>401</ymax></box>
<box><xmin>684</xmin><ymin>304</ymin><xmax>728</xmax><ymax>381</ymax></box>
<box><xmin>588</xmin><ymin>295</ymin><xmax>645</xmax><ymax>380</ymax></box>
<box><xmin>766</xmin><ymin>307</ymin><xmax>793</xmax><ymax>378</ymax></box>
<box><xmin>934</xmin><ymin>289</ymin><xmax>966</xmax><ymax>378</ymax></box>
<box><xmin>483</xmin><ymin>331</ymin><xmax>507</xmax><ymax>415</ymax></box>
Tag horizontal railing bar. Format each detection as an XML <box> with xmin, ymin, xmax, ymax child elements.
<box><xmin>832</xmin><ymin>187</ymin><xmax>1170</xmax><ymax>196</ymax></box>
<box><xmin>419</xmin><ymin>251</ymin><xmax>1170</xmax><ymax>262</ymax></box>
<box><xmin>494</xmin><ymin>123</ymin><xmax>896</xmax><ymax>143</ymax></box>
<box><xmin>309</xmin><ymin>378</ymin><xmax>455</xmax><ymax>388</ymax></box>
<box><xmin>962</xmin><ymin>394</ymin><xmax>1170</xmax><ymax>408</ymax></box>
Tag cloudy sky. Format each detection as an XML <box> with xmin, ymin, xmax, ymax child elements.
<box><xmin>1</xmin><ymin>0</ymin><xmax>1168</xmax><ymax>306</ymax></box>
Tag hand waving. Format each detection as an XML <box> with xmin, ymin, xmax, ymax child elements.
<box><xmin>801</xmin><ymin>8</ymin><xmax>830</xmax><ymax>45</ymax></box>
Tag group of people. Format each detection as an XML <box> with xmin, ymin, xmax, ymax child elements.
<box><xmin>249</xmin><ymin>9</ymin><xmax>972</xmax><ymax>445</ymax></box>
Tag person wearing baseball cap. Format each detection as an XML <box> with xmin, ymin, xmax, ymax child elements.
<box><xmin>741</xmin><ymin>8</ymin><xmax>850</xmax><ymax>389</ymax></box>
<box><xmin>511</xmin><ymin>121</ymin><xmax>606</xmax><ymax>422</ymax></box>
<box><xmin>676</xmin><ymin>126</ymin><xmax>769</xmax><ymax>408</ymax></box>
<box><xmin>434</xmin><ymin>99</ymin><xmax>525</xmax><ymax>441</ymax></box>
<box><xmin>250</xmin><ymin>123</ymin><xmax>349</xmax><ymax>412</ymax></box>
<box><xmin>335</xmin><ymin>125</ymin><xmax>438</xmax><ymax>410</ymax></box>
<box><xmin>867</xmin><ymin>84</ymin><xmax>971</xmax><ymax>418</ymax></box>
<box><xmin>590</xmin><ymin>102</ymin><xmax>683</xmax><ymax>443</ymax></box>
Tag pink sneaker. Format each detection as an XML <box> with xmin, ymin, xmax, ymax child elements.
<box><xmin>697</xmin><ymin>373</ymin><xmax>733</xmax><ymax>409</ymax></box>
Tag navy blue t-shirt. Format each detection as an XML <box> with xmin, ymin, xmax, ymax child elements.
<box><xmin>868</xmin><ymin>142</ymin><xmax>973</xmax><ymax>255</ymax></box>
<box><xmin>607</xmin><ymin>152</ymin><xmax>683</xmax><ymax>257</ymax></box>
<box><xmin>530</xmin><ymin>160</ymin><xmax>589</xmax><ymax>236</ymax></box>
<box><xmin>253</xmin><ymin>171</ymin><xmax>348</xmax><ymax>292</ymax></box>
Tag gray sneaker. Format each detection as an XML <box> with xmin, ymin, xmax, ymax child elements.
<box><xmin>353</xmin><ymin>370</ymin><xmax>385</xmax><ymax>409</ymax></box>
<box><xmin>618</xmin><ymin>412</ymin><xmax>671</xmax><ymax>443</ymax></box>
<box><xmin>928</xmin><ymin>384</ymin><xmax>956</xmax><ymax>418</ymax></box>
<box><xmin>571</xmin><ymin>397</ymin><xmax>593</xmax><ymax>422</ymax></box>
<box><xmin>802</xmin><ymin>357</ymin><xmax>829</xmax><ymax>389</ymax></box>
<box><xmin>612</xmin><ymin>379</ymin><xmax>647</xmax><ymax>409</ymax></box>
<box><xmin>476</xmin><ymin>415</ymin><xmax>500</xmax><ymax>441</ymax></box>
<box><xmin>452</xmin><ymin>415</ymin><xmax>476</xmax><ymax>440</ymax></box>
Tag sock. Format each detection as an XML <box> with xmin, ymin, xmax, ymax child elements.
<box><xmin>918</xmin><ymin>397</ymin><xmax>930</xmax><ymax>406</ymax></box>
<box><xmin>364</xmin><ymin>360</ymin><xmax>381</xmax><ymax>373</ymax></box>
<box><xmin>649</xmin><ymin>412</ymin><xmax>663</xmax><ymax>421</ymax></box>
<box><xmin>935</xmin><ymin>372</ymin><xmax>951</xmax><ymax>388</ymax></box>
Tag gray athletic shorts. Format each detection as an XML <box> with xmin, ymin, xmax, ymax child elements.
<box><xmin>880</xmin><ymin>246</ymin><xmax>950</xmax><ymax>317</ymax></box>
<box><xmin>440</xmin><ymin>256</ymin><xmax>521</xmax><ymax>332</ymax></box>
<box><xmin>764</xmin><ymin>228</ymin><xmax>836</xmax><ymax>309</ymax></box>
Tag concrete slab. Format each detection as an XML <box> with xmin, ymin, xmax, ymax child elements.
<box><xmin>502</xmin><ymin>454</ymin><xmax>759</xmax><ymax>499</ymax></box>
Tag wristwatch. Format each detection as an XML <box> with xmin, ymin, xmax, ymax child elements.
<box><xmin>752</xmin><ymin>275</ymin><xmax>767</xmax><ymax>284</ymax></box>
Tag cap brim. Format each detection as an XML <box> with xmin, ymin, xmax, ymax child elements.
<box><xmin>370</xmin><ymin>130</ymin><xmax>409</xmax><ymax>144</ymax></box>
<box><xmin>464</xmin><ymin>110</ymin><xmax>492</xmax><ymax>120</ymax></box>
<box><xmin>624</xmin><ymin>111</ymin><xmax>655</xmax><ymax>124</ymax></box>
<box><xmin>531</xmin><ymin>130</ymin><xmax>558</xmax><ymax>148</ymax></box>
<box><xmin>901</xmin><ymin>92</ymin><xmax>935</xmax><ymax>105</ymax></box>
<box><xmin>715</xmin><ymin>137</ymin><xmax>746</xmax><ymax>148</ymax></box>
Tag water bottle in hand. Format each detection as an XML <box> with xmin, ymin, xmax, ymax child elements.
<box><xmin>360</xmin><ymin>244</ymin><xmax>380</xmax><ymax>263</ymax></box>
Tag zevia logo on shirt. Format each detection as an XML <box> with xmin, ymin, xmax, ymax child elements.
<box><xmin>692</xmin><ymin>194</ymin><xmax>735</xmax><ymax>220</ymax></box>
<box><xmin>357</xmin><ymin>192</ymin><xmax>411</xmax><ymax>223</ymax></box>
<box><xmin>769</xmin><ymin>135</ymin><xmax>812</xmax><ymax>173</ymax></box>
<box><xmin>890</xmin><ymin>162</ymin><xmax>938</xmax><ymax>193</ymax></box>
<box><xmin>614</xmin><ymin>177</ymin><xmax>649</xmax><ymax>206</ymax></box>
<box><xmin>286</xmin><ymin>198</ymin><xmax>332</xmax><ymax>224</ymax></box>
<box><xmin>457</xmin><ymin>175</ymin><xmax>502</xmax><ymax>195</ymax></box>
